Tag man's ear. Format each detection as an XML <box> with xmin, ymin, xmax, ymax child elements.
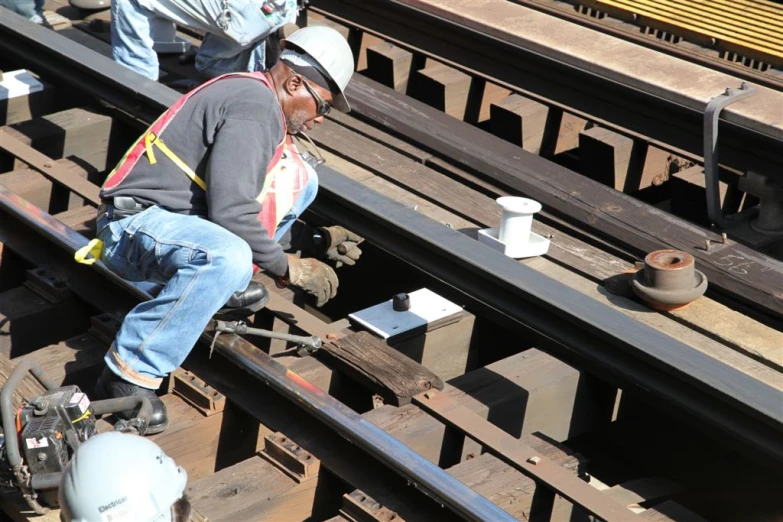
<box><xmin>282</xmin><ymin>74</ymin><xmax>304</xmax><ymax>96</ymax></box>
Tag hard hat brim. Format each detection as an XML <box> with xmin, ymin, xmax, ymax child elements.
<box><xmin>332</xmin><ymin>92</ymin><xmax>350</xmax><ymax>113</ymax></box>
<box><xmin>281</xmin><ymin>39</ymin><xmax>351</xmax><ymax>113</ymax></box>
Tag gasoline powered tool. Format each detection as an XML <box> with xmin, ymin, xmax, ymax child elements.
<box><xmin>0</xmin><ymin>360</ymin><xmax>153</xmax><ymax>515</ymax></box>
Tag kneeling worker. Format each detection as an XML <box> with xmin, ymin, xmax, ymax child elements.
<box><xmin>80</xmin><ymin>26</ymin><xmax>361</xmax><ymax>434</ymax></box>
<box><xmin>59</xmin><ymin>431</ymin><xmax>191</xmax><ymax>521</ymax></box>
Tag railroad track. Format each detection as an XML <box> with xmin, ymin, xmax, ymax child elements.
<box><xmin>1</xmin><ymin>4</ymin><xmax>782</xmax><ymax>522</ymax></box>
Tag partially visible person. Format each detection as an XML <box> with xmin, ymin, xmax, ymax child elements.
<box><xmin>59</xmin><ymin>431</ymin><xmax>191</xmax><ymax>522</ymax></box>
<box><xmin>0</xmin><ymin>0</ymin><xmax>45</xmax><ymax>23</ymax></box>
<box><xmin>111</xmin><ymin>0</ymin><xmax>300</xmax><ymax>81</ymax></box>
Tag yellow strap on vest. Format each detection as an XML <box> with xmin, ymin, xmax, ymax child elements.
<box><xmin>144</xmin><ymin>132</ymin><xmax>207</xmax><ymax>191</ymax></box>
<box><xmin>74</xmin><ymin>238</ymin><xmax>104</xmax><ymax>265</ymax></box>
<box><xmin>144</xmin><ymin>132</ymin><xmax>158</xmax><ymax>164</ymax></box>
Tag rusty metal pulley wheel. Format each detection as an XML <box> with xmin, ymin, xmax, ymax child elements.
<box><xmin>631</xmin><ymin>250</ymin><xmax>708</xmax><ymax>311</ymax></box>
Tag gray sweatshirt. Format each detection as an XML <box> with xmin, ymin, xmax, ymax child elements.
<box><xmin>102</xmin><ymin>77</ymin><xmax>289</xmax><ymax>276</ymax></box>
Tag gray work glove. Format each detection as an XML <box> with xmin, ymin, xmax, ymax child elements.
<box><xmin>287</xmin><ymin>254</ymin><xmax>339</xmax><ymax>307</ymax></box>
<box><xmin>320</xmin><ymin>226</ymin><xmax>363</xmax><ymax>267</ymax></box>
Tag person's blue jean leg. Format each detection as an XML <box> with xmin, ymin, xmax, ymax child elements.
<box><xmin>0</xmin><ymin>0</ymin><xmax>44</xmax><ymax>22</ymax></box>
<box><xmin>274</xmin><ymin>168</ymin><xmax>319</xmax><ymax>242</ymax></box>
<box><xmin>96</xmin><ymin>207</ymin><xmax>252</xmax><ymax>389</ymax></box>
<box><xmin>112</xmin><ymin>0</ymin><xmax>160</xmax><ymax>80</ymax></box>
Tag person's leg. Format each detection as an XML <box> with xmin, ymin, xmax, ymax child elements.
<box><xmin>97</xmin><ymin>206</ymin><xmax>253</xmax><ymax>388</ymax></box>
<box><xmin>274</xmin><ymin>168</ymin><xmax>319</xmax><ymax>242</ymax></box>
<box><xmin>0</xmin><ymin>0</ymin><xmax>43</xmax><ymax>22</ymax></box>
<box><xmin>195</xmin><ymin>34</ymin><xmax>264</xmax><ymax>77</ymax></box>
<box><xmin>111</xmin><ymin>0</ymin><xmax>160</xmax><ymax>80</ymax></box>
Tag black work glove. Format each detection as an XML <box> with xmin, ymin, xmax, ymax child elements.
<box><xmin>286</xmin><ymin>254</ymin><xmax>339</xmax><ymax>307</ymax></box>
<box><xmin>319</xmin><ymin>226</ymin><xmax>363</xmax><ymax>267</ymax></box>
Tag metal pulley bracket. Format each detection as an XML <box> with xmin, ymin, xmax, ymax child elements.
<box><xmin>703</xmin><ymin>82</ymin><xmax>756</xmax><ymax>229</ymax></box>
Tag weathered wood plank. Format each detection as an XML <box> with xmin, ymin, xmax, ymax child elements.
<box><xmin>669</xmin><ymin>165</ymin><xmax>744</xmax><ymax>226</ymax></box>
<box><xmin>579</xmin><ymin>126</ymin><xmax>635</xmax><ymax>190</ymax></box>
<box><xmin>445</xmin><ymin>438</ymin><xmax>584</xmax><ymax>521</ymax></box>
<box><xmin>640</xmin><ymin>500</ymin><xmax>710</xmax><ymax>522</ymax></box>
<box><xmin>54</xmin><ymin>204</ymin><xmax>97</xmax><ymax>236</ymax></box>
<box><xmin>17</xmin><ymin>332</ymin><xmax>106</xmax><ymax>388</ymax></box>
<box><xmin>0</xmin><ymin>354</ymin><xmax>48</xmax><ymax>412</ymax></box>
<box><xmin>188</xmin><ymin>455</ymin><xmax>318</xmax><ymax>522</ymax></box>
<box><xmin>0</xmin><ymin>157</ymin><xmax>97</xmax><ymax>214</ymax></box>
<box><xmin>0</xmin><ymin>73</ymin><xmax>54</xmax><ymax>126</ymax></box>
<box><xmin>0</xmin><ymin>107</ymin><xmax>113</xmax><ymax>173</ymax></box>
<box><xmin>0</xmin><ymin>285</ymin><xmax>90</xmax><ymax>358</ymax></box>
<box><xmin>408</xmin><ymin>62</ymin><xmax>471</xmax><ymax>119</ymax></box>
<box><xmin>490</xmin><ymin>94</ymin><xmax>548</xmax><ymax>153</ymax></box>
<box><xmin>325</xmin><ymin>331</ymin><xmax>444</xmax><ymax>406</ymax></box>
<box><xmin>364</xmin><ymin>41</ymin><xmax>413</xmax><ymax>92</ymax></box>
<box><xmin>366</xmin><ymin>348</ymin><xmax>614</xmax><ymax>466</ymax></box>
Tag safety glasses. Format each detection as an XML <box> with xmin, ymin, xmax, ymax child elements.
<box><xmin>301</xmin><ymin>78</ymin><xmax>332</xmax><ymax>117</ymax></box>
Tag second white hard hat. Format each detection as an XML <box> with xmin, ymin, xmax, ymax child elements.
<box><xmin>59</xmin><ymin>432</ymin><xmax>188</xmax><ymax>522</ymax></box>
<box><xmin>283</xmin><ymin>25</ymin><xmax>355</xmax><ymax>112</ymax></box>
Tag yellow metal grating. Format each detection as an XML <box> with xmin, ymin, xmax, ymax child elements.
<box><xmin>573</xmin><ymin>0</ymin><xmax>783</xmax><ymax>66</ymax></box>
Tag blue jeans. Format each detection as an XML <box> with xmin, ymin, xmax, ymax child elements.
<box><xmin>111</xmin><ymin>0</ymin><xmax>297</xmax><ymax>81</ymax></box>
<box><xmin>0</xmin><ymin>0</ymin><xmax>44</xmax><ymax>23</ymax></box>
<box><xmin>98</xmin><ymin>173</ymin><xmax>318</xmax><ymax>389</ymax></box>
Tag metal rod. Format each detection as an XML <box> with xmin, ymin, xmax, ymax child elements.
<box><xmin>211</xmin><ymin>320</ymin><xmax>322</xmax><ymax>350</ymax></box>
<box><xmin>703</xmin><ymin>83</ymin><xmax>755</xmax><ymax>228</ymax></box>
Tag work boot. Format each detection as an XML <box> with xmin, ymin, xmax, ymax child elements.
<box><xmin>94</xmin><ymin>367</ymin><xmax>168</xmax><ymax>435</ymax></box>
<box><xmin>216</xmin><ymin>281</ymin><xmax>270</xmax><ymax>318</ymax></box>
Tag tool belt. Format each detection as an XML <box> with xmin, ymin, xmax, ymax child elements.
<box><xmin>97</xmin><ymin>196</ymin><xmax>151</xmax><ymax>222</ymax></box>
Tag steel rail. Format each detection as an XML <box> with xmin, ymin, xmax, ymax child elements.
<box><xmin>0</xmin><ymin>186</ymin><xmax>517</xmax><ymax>522</ymax></box>
<box><xmin>309</xmin><ymin>0</ymin><xmax>783</xmax><ymax>182</ymax></box>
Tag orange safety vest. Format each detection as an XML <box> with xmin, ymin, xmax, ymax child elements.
<box><xmin>102</xmin><ymin>71</ymin><xmax>310</xmax><ymax>240</ymax></box>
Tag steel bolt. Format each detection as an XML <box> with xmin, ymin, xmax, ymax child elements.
<box><xmin>37</xmin><ymin>453</ymin><xmax>47</xmax><ymax>462</ymax></box>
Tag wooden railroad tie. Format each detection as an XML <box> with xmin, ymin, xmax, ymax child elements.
<box><xmin>322</xmin><ymin>331</ymin><xmax>444</xmax><ymax>407</ymax></box>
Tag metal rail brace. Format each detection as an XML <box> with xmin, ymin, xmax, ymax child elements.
<box><xmin>704</xmin><ymin>82</ymin><xmax>755</xmax><ymax>229</ymax></box>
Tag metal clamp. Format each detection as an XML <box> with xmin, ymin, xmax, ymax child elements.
<box><xmin>704</xmin><ymin>83</ymin><xmax>755</xmax><ymax>228</ymax></box>
<box><xmin>208</xmin><ymin>319</ymin><xmax>322</xmax><ymax>357</ymax></box>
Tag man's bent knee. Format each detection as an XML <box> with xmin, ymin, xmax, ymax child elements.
<box><xmin>212</xmin><ymin>237</ymin><xmax>253</xmax><ymax>289</ymax></box>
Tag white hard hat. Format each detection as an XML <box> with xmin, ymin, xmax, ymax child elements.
<box><xmin>59</xmin><ymin>432</ymin><xmax>188</xmax><ymax>522</ymax></box>
<box><xmin>283</xmin><ymin>25</ymin><xmax>354</xmax><ymax>112</ymax></box>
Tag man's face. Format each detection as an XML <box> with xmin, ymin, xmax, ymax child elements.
<box><xmin>284</xmin><ymin>74</ymin><xmax>333</xmax><ymax>134</ymax></box>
